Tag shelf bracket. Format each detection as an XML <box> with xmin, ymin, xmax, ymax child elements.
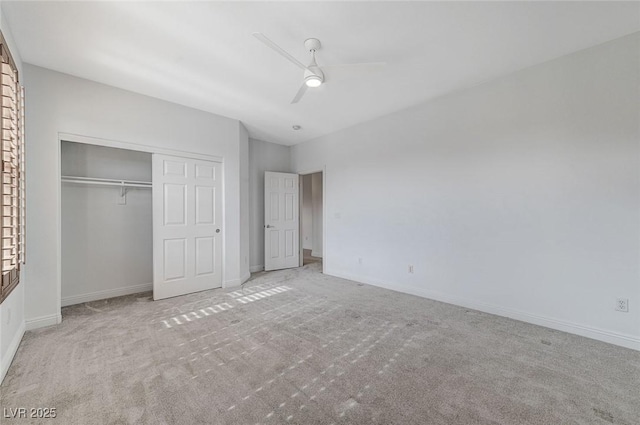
<box><xmin>118</xmin><ymin>185</ymin><xmax>128</xmax><ymax>205</ymax></box>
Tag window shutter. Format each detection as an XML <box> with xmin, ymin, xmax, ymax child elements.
<box><xmin>19</xmin><ymin>85</ymin><xmax>25</xmax><ymax>265</ymax></box>
<box><xmin>0</xmin><ymin>31</ymin><xmax>24</xmax><ymax>304</ymax></box>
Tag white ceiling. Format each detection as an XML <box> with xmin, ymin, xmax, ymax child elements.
<box><xmin>4</xmin><ymin>1</ymin><xmax>639</xmax><ymax>145</ymax></box>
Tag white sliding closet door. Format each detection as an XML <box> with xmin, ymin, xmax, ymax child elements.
<box><xmin>152</xmin><ymin>154</ymin><xmax>222</xmax><ymax>300</ymax></box>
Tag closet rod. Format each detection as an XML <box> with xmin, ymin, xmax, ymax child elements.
<box><xmin>61</xmin><ymin>175</ymin><xmax>152</xmax><ymax>188</ymax></box>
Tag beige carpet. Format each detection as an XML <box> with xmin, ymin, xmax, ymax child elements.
<box><xmin>1</xmin><ymin>262</ymin><xmax>639</xmax><ymax>424</ymax></box>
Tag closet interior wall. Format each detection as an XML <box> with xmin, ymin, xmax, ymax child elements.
<box><xmin>61</xmin><ymin>141</ymin><xmax>153</xmax><ymax>306</ymax></box>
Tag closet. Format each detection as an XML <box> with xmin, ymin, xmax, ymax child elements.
<box><xmin>61</xmin><ymin>140</ymin><xmax>224</xmax><ymax>305</ymax></box>
<box><xmin>61</xmin><ymin>141</ymin><xmax>153</xmax><ymax>306</ymax></box>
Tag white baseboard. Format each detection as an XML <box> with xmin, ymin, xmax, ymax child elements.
<box><xmin>327</xmin><ymin>268</ymin><xmax>640</xmax><ymax>352</ymax></box>
<box><xmin>25</xmin><ymin>313</ymin><xmax>62</xmax><ymax>331</ymax></box>
<box><xmin>311</xmin><ymin>250</ymin><xmax>323</xmax><ymax>258</ymax></box>
<box><xmin>224</xmin><ymin>279</ymin><xmax>242</xmax><ymax>288</ymax></box>
<box><xmin>250</xmin><ymin>265</ymin><xmax>264</xmax><ymax>273</ymax></box>
<box><xmin>0</xmin><ymin>320</ymin><xmax>25</xmax><ymax>384</ymax></box>
<box><xmin>241</xmin><ymin>271</ymin><xmax>251</xmax><ymax>284</ymax></box>
<box><xmin>62</xmin><ymin>283</ymin><xmax>153</xmax><ymax>307</ymax></box>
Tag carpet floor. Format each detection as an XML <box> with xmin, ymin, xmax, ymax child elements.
<box><xmin>1</xmin><ymin>263</ymin><xmax>639</xmax><ymax>424</ymax></box>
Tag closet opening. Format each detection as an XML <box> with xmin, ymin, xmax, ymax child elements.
<box><xmin>61</xmin><ymin>141</ymin><xmax>153</xmax><ymax>306</ymax></box>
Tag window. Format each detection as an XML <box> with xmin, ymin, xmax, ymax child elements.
<box><xmin>0</xmin><ymin>31</ymin><xmax>25</xmax><ymax>304</ymax></box>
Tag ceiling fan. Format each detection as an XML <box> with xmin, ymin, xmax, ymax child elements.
<box><xmin>253</xmin><ymin>33</ymin><xmax>386</xmax><ymax>104</ymax></box>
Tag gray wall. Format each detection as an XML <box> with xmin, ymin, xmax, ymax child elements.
<box><xmin>239</xmin><ymin>124</ymin><xmax>250</xmax><ymax>281</ymax></box>
<box><xmin>292</xmin><ymin>33</ymin><xmax>640</xmax><ymax>349</ymax></box>
<box><xmin>248</xmin><ymin>139</ymin><xmax>291</xmax><ymax>271</ymax></box>
<box><xmin>61</xmin><ymin>142</ymin><xmax>152</xmax><ymax>305</ymax></box>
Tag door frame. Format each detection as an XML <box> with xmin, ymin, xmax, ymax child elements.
<box><xmin>297</xmin><ymin>167</ymin><xmax>326</xmax><ymax>274</ymax></box>
<box><xmin>56</xmin><ymin>133</ymin><xmax>224</xmax><ymax>316</ymax></box>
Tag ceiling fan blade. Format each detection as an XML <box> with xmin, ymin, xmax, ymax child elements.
<box><xmin>253</xmin><ymin>32</ymin><xmax>309</xmax><ymax>71</ymax></box>
<box><xmin>322</xmin><ymin>62</ymin><xmax>386</xmax><ymax>81</ymax></box>
<box><xmin>291</xmin><ymin>83</ymin><xmax>308</xmax><ymax>104</ymax></box>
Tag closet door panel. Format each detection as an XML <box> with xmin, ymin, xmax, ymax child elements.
<box><xmin>164</xmin><ymin>184</ymin><xmax>187</xmax><ymax>226</ymax></box>
<box><xmin>195</xmin><ymin>163</ymin><xmax>215</xmax><ymax>180</ymax></box>
<box><xmin>153</xmin><ymin>154</ymin><xmax>222</xmax><ymax>300</ymax></box>
<box><xmin>195</xmin><ymin>186</ymin><xmax>214</xmax><ymax>225</ymax></box>
<box><xmin>195</xmin><ymin>236</ymin><xmax>215</xmax><ymax>276</ymax></box>
<box><xmin>164</xmin><ymin>160</ymin><xmax>187</xmax><ymax>177</ymax></box>
<box><xmin>163</xmin><ymin>238</ymin><xmax>186</xmax><ymax>281</ymax></box>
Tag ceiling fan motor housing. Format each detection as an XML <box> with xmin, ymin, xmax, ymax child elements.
<box><xmin>304</xmin><ymin>38</ymin><xmax>321</xmax><ymax>52</ymax></box>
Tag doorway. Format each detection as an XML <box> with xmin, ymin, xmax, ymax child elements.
<box><xmin>300</xmin><ymin>171</ymin><xmax>323</xmax><ymax>266</ymax></box>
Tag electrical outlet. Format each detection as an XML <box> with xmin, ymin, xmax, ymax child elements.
<box><xmin>615</xmin><ymin>298</ymin><xmax>629</xmax><ymax>312</ymax></box>
<box><xmin>408</xmin><ymin>265</ymin><xmax>414</xmax><ymax>274</ymax></box>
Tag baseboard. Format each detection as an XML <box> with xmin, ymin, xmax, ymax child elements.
<box><xmin>311</xmin><ymin>250</ymin><xmax>323</xmax><ymax>258</ymax></box>
<box><xmin>224</xmin><ymin>278</ymin><xmax>242</xmax><ymax>288</ymax></box>
<box><xmin>241</xmin><ymin>271</ymin><xmax>251</xmax><ymax>284</ymax></box>
<box><xmin>62</xmin><ymin>283</ymin><xmax>153</xmax><ymax>307</ymax></box>
<box><xmin>250</xmin><ymin>265</ymin><xmax>264</xmax><ymax>273</ymax></box>
<box><xmin>327</xmin><ymin>269</ymin><xmax>640</xmax><ymax>351</ymax></box>
<box><xmin>0</xmin><ymin>320</ymin><xmax>25</xmax><ymax>384</ymax></box>
<box><xmin>25</xmin><ymin>313</ymin><xmax>62</xmax><ymax>331</ymax></box>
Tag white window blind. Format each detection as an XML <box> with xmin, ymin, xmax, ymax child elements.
<box><xmin>0</xmin><ymin>31</ymin><xmax>24</xmax><ymax>304</ymax></box>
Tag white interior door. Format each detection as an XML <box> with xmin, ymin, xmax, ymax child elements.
<box><xmin>153</xmin><ymin>154</ymin><xmax>222</xmax><ymax>300</ymax></box>
<box><xmin>265</xmin><ymin>172</ymin><xmax>299</xmax><ymax>271</ymax></box>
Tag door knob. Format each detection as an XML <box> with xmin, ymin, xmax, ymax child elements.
<box><xmin>265</xmin><ymin>224</ymin><xmax>274</xmax><ymax>228</ymax></box>
<box><xmin>216</xmin><ymin>229</ymin><xmax>221</xmax><ymax>233</ymax></box>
